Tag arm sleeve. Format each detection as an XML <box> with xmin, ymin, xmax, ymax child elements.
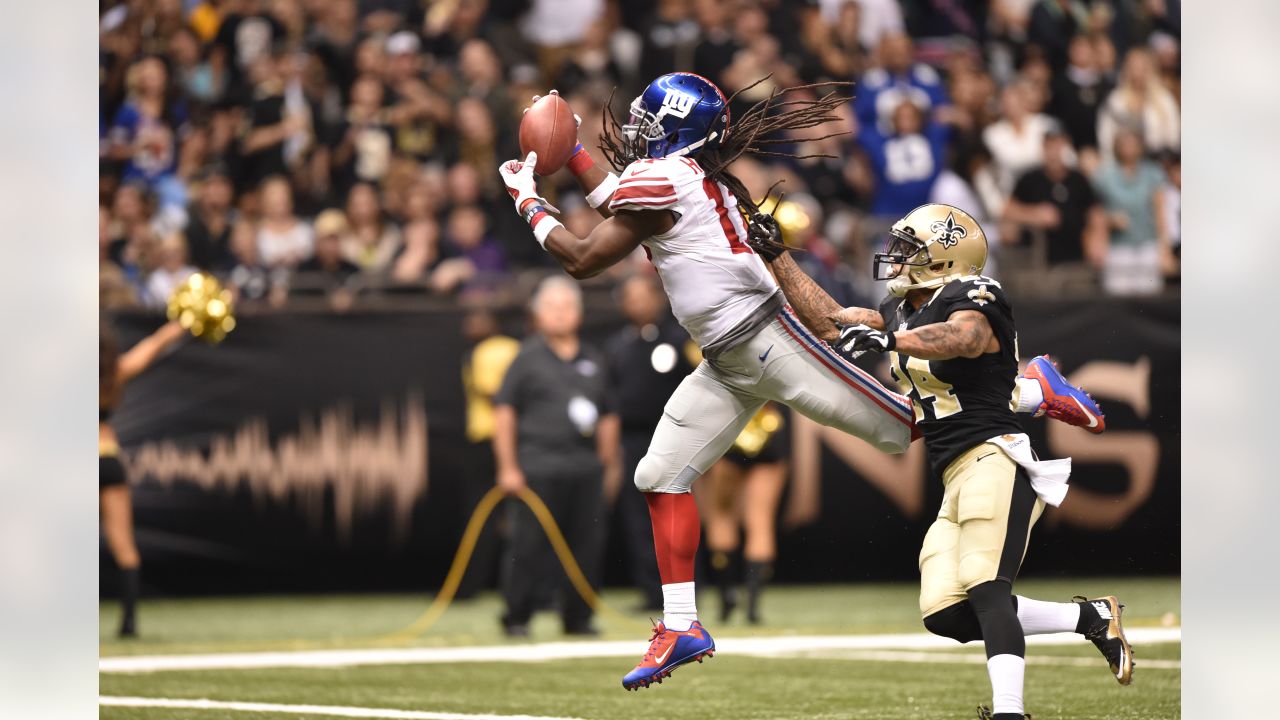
<box><xmin>608</xmin><ymin>160</ymin><xmax>681</xmax><ymax>213</ymax></box>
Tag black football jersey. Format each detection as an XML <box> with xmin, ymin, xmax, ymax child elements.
<box><xmin>877</xmin><ymin>276</ymin><xmax>1023</xmax><ymax>474</ymax></box>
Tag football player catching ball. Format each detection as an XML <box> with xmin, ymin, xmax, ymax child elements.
<box><xmin>499</xmin><ymin>75</ymin><xmax>1108</xmax><ymax>694</ymax></box>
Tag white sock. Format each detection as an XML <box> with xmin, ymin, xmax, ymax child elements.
<box><xmin>987</xmin><ymin>654</ymin><xmax>1025</xmax><ymax>715</ymax></box>
<box><xmin>1014</xmin><ymin>377</ymin><xmax>1044</xmax><ymax>414</ymax></box>
<box><xmin>661</xmin><ymin>582</ymin><xmax>697</xmax><ymax>631</ymax></box>
<box><xmin>1016</xmin><ymin>596</ymin><xmax>1082</xmax><ymax>635</ymax></box>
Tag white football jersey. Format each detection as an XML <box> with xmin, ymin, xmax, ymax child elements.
<box><xmin>609</xmin><ymin>156</ymin><xmax>780</xmax><ymax>351</ymax></box>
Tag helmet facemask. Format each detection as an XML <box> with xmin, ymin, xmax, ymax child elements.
<box><xmin>622</xmin><ymin>96</ymin><xmax>668</xmax><ymax>147</ymax></box>
<box><xmin>874</xmin><ymin>228</ymin><xmax>933</xmax><ymax>296</ymax></box>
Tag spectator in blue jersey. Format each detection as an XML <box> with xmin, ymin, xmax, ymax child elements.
<box><xmin>858</xmin><ymin>100</ymin><xmax>949</xmax><ymax>219</ymax></box>
<box><xmin>104</xmin><ymin>57</ymin><xmax>189</xmax><ymax>215</ymax></box>
<box><xmin>852</xmin><ymin>33</ymin><xmax>949</xmax><ymax>136</ymax></box>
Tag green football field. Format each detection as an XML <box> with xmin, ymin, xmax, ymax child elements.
<box><xmin>99</xmin><ymin>577</ymin><xmax>1180</xmax><ymax>720</ymax></box>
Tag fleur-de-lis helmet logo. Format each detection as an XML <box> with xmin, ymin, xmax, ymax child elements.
<box><xmin>930</xmin><ymin>212</ymin><xmax>967</xmax><ymax>249</ymax></box>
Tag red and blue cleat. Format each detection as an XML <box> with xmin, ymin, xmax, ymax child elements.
<box><xmin>622</xmin><ymin>621</ymin><xmax>715</xmax><ymax>690</ymax></box>
<box><xmin>1023</xmin><ymin>355</ymin><xmax>1106</xmax><ymax>433</ymax></box>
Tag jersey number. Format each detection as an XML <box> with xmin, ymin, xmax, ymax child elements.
<box><xmin>890</xmin><ymin>354</ymin><xmax>962</xmax><ymax>421</ymax></box>
<box><xmin>702</xmin><ymin>179</ymin><xmax>752</xmax><ymax>254</ymax></box>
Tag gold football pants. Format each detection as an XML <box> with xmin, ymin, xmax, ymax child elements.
<box><xmin>918</xmin><ymin>441</ymin><xmax>1045</xmax><ymax>617</ymax></box>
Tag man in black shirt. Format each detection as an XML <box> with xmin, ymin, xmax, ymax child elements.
<box><xmin>605</xmin><ymin>274</ymin><xmax>695</xmax><ymax>612</ymax></box>
<box><xmin>1047</xmin><ymin>35</ymin><xmax>1112</xmax><ymax>152</ymax></box>
<box><xmin>238</xmin><ymin>50</ymin><xmax>302</xmax><ymax>191</ymax></box>
<box><xmin>211</xmin><ymin>0</ymin><xmax>286</xmax><ymax>104</ymax></box>
<box><xmin>751</xmin><ymin>203</ymin><xmax>1132</xmax><ymax>719</ymax></box>
<box><xmin>493</xmin><ymin>277</ymin><xmax>620</xmax><ymax>636</ymax></box>
<box><xmin>185</xmin><ymin>166</ymin><xmax>237</xmax><ymax>271</ymax></box>
<box><xmin>1003</xmin><ymin>131</ymin><xmax>1107</xmax><ymax>267</ymax></box>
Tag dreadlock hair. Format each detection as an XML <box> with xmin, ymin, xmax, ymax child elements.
<box><xmin>598</xmin><ymin>76</ymin><xmax>854</xmax><ymax>225</ymax></box>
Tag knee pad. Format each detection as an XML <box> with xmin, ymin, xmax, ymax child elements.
<box><xmin>633</xmin><ymin>453</ymin><xmax>665</xmax><ymax>493</ymax></box>
<box><xmin>922</xmin><ymin>600</ymin><xmax>983</xmax><ymax>644</ymax></box>
<box><xmin>634</xmin><ymin>456</ymin><xmax>700</xmax><ymax>493</ymax></box>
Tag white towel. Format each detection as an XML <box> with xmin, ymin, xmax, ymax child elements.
<box><xmin>986</xmin><ymin>433</ymin><xmax>1071</xmax><ymax>507</ymax></box>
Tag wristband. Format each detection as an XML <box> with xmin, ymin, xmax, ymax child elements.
<box><xmin>519</xmin><ymin>198</ymin><xmax>543</xmax><ymax>223</ymax></box>
<box><xmin>567</xmin><ymin>142</ymin><xmax>595</xmax><ymax>177</ymax></box>
<box><xmin>532</xmin><ymin>216</ymin><xmax>563</xmax><ymax>247</ymax></box>
<box><xmin>519</xmin><ymin>198</ymin><xmax>562</xmax><ymax>248</ymax></box>
<box><xmin>586</xmin><ymin>172</ymin><xmax>620</xmax><ymax>209</ymax></box>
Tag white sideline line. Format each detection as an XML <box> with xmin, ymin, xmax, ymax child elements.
<box><xmin>785</xmin><ymin>649</ymin><xmax>1181</xmax><ymax>670</ymax></box>
<box><xmin>99</xmin><ymin>627</ymin><xmax>1179</xmax><ymax>674</ymax></box>
<box><xmin>99</xmin><ymin>696</ymin><xmax>582</xmax><ymax>720</ymax></box>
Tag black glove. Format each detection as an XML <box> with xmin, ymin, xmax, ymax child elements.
<box><xmin>746</xmin><ymin>213</ymin><xmax>787</xmax><ymax>262</ymax></box>
<box><xmin>833</xmin><ymin>323</ymin><xmax>896</xmax><ymax>359</ymax></box>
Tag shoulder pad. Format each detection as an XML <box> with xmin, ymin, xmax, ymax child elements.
<box><xmin>942</xmin><ymin>276</ymin><xmax>1009</xmax><ymax>309</ymax></box>
<box><xmin>612</xmin><ymin>158</ymin><xmax>692</xmax><ymax>212</ymax></box>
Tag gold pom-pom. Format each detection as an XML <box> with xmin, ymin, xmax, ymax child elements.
<box><xmin>770</xmin><ymin>200</ymin><xmax>811</xmax><ymax>247</ymax></box>
<box><xmin>167</xmin><ymin>272</ymin><xmax>237</xmax><ymax>344</ymax></box>
<box><xmin>731</xmin><ymin>405</ymin><xmax>785</xmax><ymax>458</ymax></box>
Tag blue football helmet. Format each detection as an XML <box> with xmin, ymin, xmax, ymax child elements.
<box><xmin>624</xmin><ymin>73</ymin><xmax>730</xmax><ymax>159</ymax></box>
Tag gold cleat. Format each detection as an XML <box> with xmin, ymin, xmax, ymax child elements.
<box><xmin>1076</xmin><ymin>595</ymin><xmax>1134</xmax><ymax>685</ymax></box>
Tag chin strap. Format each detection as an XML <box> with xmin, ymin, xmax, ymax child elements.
<box><xmin>888</xmin><ymin>272</ymin><xmax>961</xmax><ymax>297</ymax></box>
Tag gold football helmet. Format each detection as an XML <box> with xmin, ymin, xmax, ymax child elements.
<box><xmin>873</xmin><ymin>204</ymin><xmax>988</xmax><ymax>297</ymax></box>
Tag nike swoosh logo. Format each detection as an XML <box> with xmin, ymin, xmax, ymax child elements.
<box><xmin>976</xmin><ymin>452</ymin><xmax>996</xmax><ymax>462</ymax></box>
<box><xmin>631</xmin><ymin>167</ymin><xmax>652</xmax><ymax>177</ymax></box>
<box><xmin>758</xmin><ymin>344</ymin><xmax>774</xmax><ymax>363</ymax></box>
<box><xmin>654</xmin><ymin>645</ymin><xmax>673</xmax><ymax>664</ymax></box>
<box><xmin>1072</xmin><ymin>397</ymin><xmax>1099</xmax><ymax>427</ymax></box>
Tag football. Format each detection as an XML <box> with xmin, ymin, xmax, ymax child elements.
<box><xmin>519</xmin><ymin>93</ymin><xmax>578</xmax><ymax>176</ymax></box>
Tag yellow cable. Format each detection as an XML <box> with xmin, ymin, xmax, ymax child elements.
<box><xmin>380</xmin><ymin>486</ymin><xmax>646</xmax><ymax>643</ymax></box>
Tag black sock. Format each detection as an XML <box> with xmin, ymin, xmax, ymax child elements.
<box><xmin>1075</xmin><ymin>598</ymin><xmax>1104</xmax><ymax>634</ymax></box>
<box><xmin>993</xmin><ymin>714</ymin><xmax>1024</xmax><ymax>719</ymax></box>
<box><xmin>744</xmin><ymin>560</ymin><xmax>772</xmax><ymax>623</ymax></box>
<box><xmin>708</xmin><ymin>550</ymin><xmax>739</xmax><ymax>620</ymax></box>
<box><xmin>119</xmin><ymin>567</ymin><xmax>139</xmax><ymax>637</ymax></box>
<box><xmin>968</xmin><ymin>580</ymin><xmax>1024</xmax><ymax>659</ymax></box>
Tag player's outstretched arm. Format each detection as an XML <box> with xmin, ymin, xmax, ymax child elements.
<box><xmin>758</xmin><ymin>247</ymin><xmax>884</xmax><ymax>342</ymax></box>
<box><xmin>544</xmin><ymin>210</ymin><xmax>670</xmax><ymax>279</ymax></box>
<box><xmin>836</xmin><ymin>310</ymin><xmax>994</xmax><ymax>361</ymax></box>
<box><xmin>893</xmin><ymin>310</ymin><xmax>994</xmax><ymax>360</ymax></box>
<box><xmin>499</xmin><ymin>151</ymin><xmax>670</xmax><ymax>279</ymax></box>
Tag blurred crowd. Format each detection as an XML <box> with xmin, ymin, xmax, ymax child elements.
<box><xmin>99</xmin><ymin>0</ymin><xmax>1181</xmax><ymax>313</ymax></box>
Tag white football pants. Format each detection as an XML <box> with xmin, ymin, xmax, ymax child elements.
<box><xmin>634</xmin><ymin>307</ymin><xmax>915</xmax><ymax>493</ymax></box>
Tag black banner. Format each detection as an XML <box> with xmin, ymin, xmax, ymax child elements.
<box><xmin>104</xmin><ymin>297</ymin><xmax>1178</xmax><ymax>595</ymax></box>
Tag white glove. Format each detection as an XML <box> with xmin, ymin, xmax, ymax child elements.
<box><xmin>499</xmin><ymin>151</ymin><xmax>558</xmax><ymax>214</ymax></box>
<box><xmin>498</xmin><ymin>151</ymin><xmax>564</xmax><ymax>247</ymax></box>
